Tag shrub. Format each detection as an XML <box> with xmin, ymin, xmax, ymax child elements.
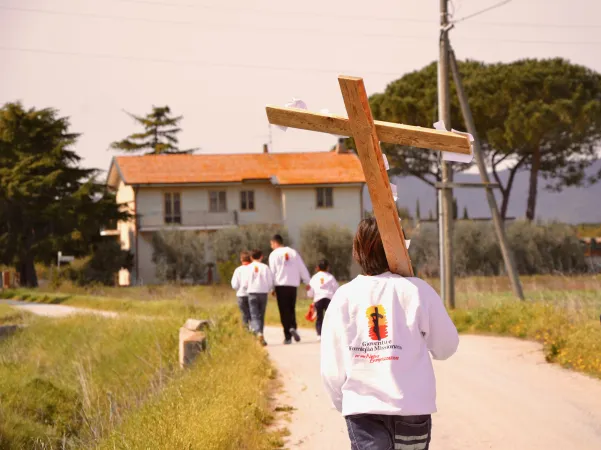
<box><xmin>60</xmin><ymin>240</ymin><xmax>132</xmax><ymax>286</ymax></box>
<box><xmin>408</xmin><ymin>224</ymin><xmax>439</xmax><ymax>277</ymax></box>
<box><xmin>409</xmin><ymin>220</ymin><xmax>588</xmax><ymax>277</ymax></box>
<box><xmin>216</xmin><ymin>254</ymin><xmax>239</xmax><ymax>286</ymax></box>
<box><xmin>152</xmin><ymin>230</ymin><xmax>208</xmax><ymax>283</ymax></box>
<box><xmin>299</xmin><ymin>224</ymin><xmax>354</xmax><ymax>280</ymax></box>
<box><xmin>211</xmin><ymin>225</ymin><xmax>290</xmax><ymax>282</ymax></box>
<box><xmin>507</xmin><ymin>221</ymin><xmax>587</xmax><ymax>275</ymax></box>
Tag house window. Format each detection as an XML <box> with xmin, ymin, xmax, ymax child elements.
<box><xmin>316</xmin><ymin>187</ymin><xmax>333</xmax><ymax>208</ymax></box>
<box><xmin>240</xmin><ymin>190</ymin><xmax>255</xmax><ymax>211</ymax></box>
<box><xmin>164</xmin><ymin>192</ymin><xmax>181</xmax><ymax>224</ymax></box>
<box><xmin>209</xmin><ymin>191</ymin><xmax>227</xmax><ymax>212</ymax></box>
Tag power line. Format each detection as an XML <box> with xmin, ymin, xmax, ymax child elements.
<box><xmin>79</xmin><ymin>0</ymin><xmax>434</xmax><ymax>23</ymax></box>
<box><xmin>3</xmin><ymin>5</ymin><xmax>601</xmax><ymax>44</ymax></box>
<box><xmin>0</xmin><ymin>5</ymin><xmax>434</xmax><ymax>40</ymax></box>
<box><xmin>25</xmin><ymin>1</ymin><xmax>601</xmax><ymax>29</ymax></box>
<box><xmin>2</xmin><ymin>34</ymin><xmax>600</xmax><ymax>77</ymax></box>
<box><xmin>0</xmin><ymin>45</ymin><xmax>406</xmax><ymax>76</ymax></box>
<box><xmin>452</xmin><ymin>0</ymin><xmax>513</xmax><ymax>24</ymax></box>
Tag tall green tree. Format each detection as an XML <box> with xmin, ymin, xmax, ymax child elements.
<box><xmin>368</xmin><ymin>62</ymin><xmax>483</xmax><ymax>187</ymax></box>
<box><xmin>481</xmin><ymin>59</ymin><xmax>601</xmax><ymax>220</ymax></box>
<box><xmin>370</xmin><ymin>59</ymin><xmax>601</xmax><ymax>220</ymax></box>
<box><xmin>110</xmin><ymin>105</ymin><xmax>196</xmax><ymax>155</ymax></box>
<box><xmin>415</xmin><ymin>198</ymin><xmax>421</xmax><ymax>221</ymax></box>
<box><xmin>0</xmin><ymin>102</ymin><xmax>129</xmax><ymax>286</ymax></box>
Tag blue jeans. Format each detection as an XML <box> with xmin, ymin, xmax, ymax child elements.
<box><xmin>346</xmin><ymin>414</ymin><xmax>432</xmax><ymax>450</ymax></box>
<box><xmin>248</xmin><ymin>293</ymin><xmax>268</xmax><ymax>334</ymax></box>
<box><xmin>237</xmin><ymin>296</ymin><xmax>250</xmax><ymax>328</ymax></box>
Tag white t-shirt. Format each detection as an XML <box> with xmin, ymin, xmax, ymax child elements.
<box><xmin>308</xmin><ymin>271</ymin><xmax>339</xmax><ymax>302</ymax></box>
<box><xmin>268</xmin><ymin>246</ymin><xmax>311</xmax><ymax>287</ymax></box>
<box><xmin>231</xmin><ymin>264</ymin><xmax>251</xmax><ymax>297</ymax></box>
<box><xmin>244</xmin><ymin>261</ymin><xmax>274</xmax><ymax>294</ymax></box>
<box><xmin>320</xmin><ymin>272</ymin><xmax>459</xmax><ymax>416</ymax></box>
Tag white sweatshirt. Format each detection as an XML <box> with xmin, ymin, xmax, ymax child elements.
<box><xmin>308</xmin><ymin>271</ymin><xmax>340</xmax><ymax>302</ymax></box>
<box><xmin>320</xmin><ymin>272</ymin><xmax>459</xmax><ymax>417</ymax></box>
<box><xmin>268</xmin><ymin>246</ymin><xmax>311</xmax><ymax>287</ymax></box>
<box><xmin>244</xmin><ymin>261</ymin><xmax>274</xmax><ymax>294</ymax></box>
<box><xmin>231</xmin><ymin>264</ymin><xmax>251</xmax><ymax>297</ymax></box>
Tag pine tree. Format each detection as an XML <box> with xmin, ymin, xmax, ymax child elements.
<box><xmin>453</xmin><ymin>198</ymin><xmax>458</xmax><ymax>220</ymax></box>
<box><xmin>462</xmin><ymin>206</ymin><xmax>469</xmax><ymax>220</ymax></box>
<box><xmin>428</xmin><ymin>209</ymin><xmax>433</xmax><ymax>220</ymax></box>
<box><xmin>110</xmin><ymin>106</ymin><xmax>196</xmax><ymax>155</ymax></box>
<box><xmin>0</xmin><ymin>102</ymin><xmax>129</xmax><ymax>286</ymax></box>
<box><xmin>415</xmin><ymin>198</ymin><xmax>421</xmax><ymax>221</ymax></box>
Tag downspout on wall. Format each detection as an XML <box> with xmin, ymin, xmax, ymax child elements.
<box><xmin>133</xmin><ymin>185</ymin><xmax>140</xmax><ymax>286</ymax></box>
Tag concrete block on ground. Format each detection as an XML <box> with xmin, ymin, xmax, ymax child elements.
<box><xmin>183</xmin><ymin>318</ymin><xmax>211</xmax><ymax>331</ymax></box>
<box><xmin>179</xmin><ymin>327</ymin><xmax>207</xmax><ymax>368</ymax></box>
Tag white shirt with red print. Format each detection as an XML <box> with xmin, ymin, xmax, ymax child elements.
<box><xmin>244</xmin><ymin>261</ymin><xmax>274</xmax><ymax>294</ymax></box>
<box><xmin>307</xmin><ymin>271</ymin><xmax>339</xmax><ymax>302</ymax></box>
<box><xmin>268</xmin><ymin>246</ymin><xmax>311</xmax><ymax>287</ymax></box>
<box><xmin>231</xmin><ymin>263</ymin><xmax>251</xmax><ymax>297</ymax></box>
<box><xmin>320</xmin><ymin>272</ymin><xmax>459</xmax><ymax>416</ymax></box>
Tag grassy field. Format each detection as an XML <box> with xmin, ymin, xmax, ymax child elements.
<box><xmin>0</xmin><ymin>304</ymin><xmax>33</xmax><ymax>326</ymax></box>
<box><xmin>1</xmin><ymin>272</ymin><xmax>600</xmax><ymax>449</ymax></box>
<box><xmin>0</xmin><ymin>302</ymin><xmax>284</xmax><ymax>449</ymax></box>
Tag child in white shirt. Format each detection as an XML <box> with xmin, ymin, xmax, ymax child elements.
<box><xmin>230</xmin><ymin>250</ymin><xmax>251</xmax><ymax>330</ymax></box>
<box><xmin>307</xmin><ymin>259</ymin><xmax>339</xmax><ymax>340</ymax></box>
<box><xmin>320</xmin><ymin>217</ymin><xmax>459</xmax><ymax>450</ymax></box>
<box><xmin>244</xmin><ymin>249</ymin><xmax>274</xmax><ymax>346</ymax></box>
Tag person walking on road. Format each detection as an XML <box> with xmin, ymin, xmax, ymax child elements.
<box><xmin>307</xmin><ymin>259</ymin><xmax>339</xmax><ymax>340</ymax></box>
<box><xmin>245</xmin><ymin>249</ymin><xmax>273</xmax><ymax>346</ymax></box>
<box><xmin>230</xmin><ymin>250</ymin><xmax>252</xmax><ymax>330</ymax></box>
<box><xmin>321</xmin><ymin>217</ymin><xmax>459</xmax><ymax>450</ymax></box>
<box><xmin>269</xmin><ymin>234</ymin><xmax>311</xmax><ymax>345</ymax></box>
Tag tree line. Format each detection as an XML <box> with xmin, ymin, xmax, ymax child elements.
<box><xmin>1</xmin><ymin>57</ymin><xmax>600</xmax><ymax>286</ymax></box>
<box><xmin>0</xmin><ymin>103</ymin><xmax>192</xmax><ymax>286</ymax></box>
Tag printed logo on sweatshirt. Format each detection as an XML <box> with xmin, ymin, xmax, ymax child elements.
<box><xmin>320</xmin><ymin>277</ymin><xmax>324</xmax><ymax>284</ymax></box>
<box><xmin>254</xmin><ymin>266</ymin><xmax>259</xmax><ymax>273</ymax></box>
<box><xmin>366</xmin><ymin>305</ymin><xmax>388</xmax><ymax>341</ymax></box>
<box><xmin>284</xmin><ymin>252</ymin><xmax>289</xmax><ymax>262</ymax></box>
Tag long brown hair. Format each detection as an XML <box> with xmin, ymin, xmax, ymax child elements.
<box><xmin>352</xmin><ymin>217</ymin><xmax>390</xmax><ymax>276</ymax></box>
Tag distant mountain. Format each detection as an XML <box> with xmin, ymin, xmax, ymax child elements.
<box><xmin>363</xmin><ymin>160</ymin><xmax>601</xmax><ymax>224</ymax></box>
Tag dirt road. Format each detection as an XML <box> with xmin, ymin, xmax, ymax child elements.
<box><xmin>0</xmin><ymin>299</ymin><xmax>118</xmax><ymax>318</ymax></box>
<box><xmin>264</xmin><ymin>326</ymin><xmax>601</xmax><ymax>449</ymax></box>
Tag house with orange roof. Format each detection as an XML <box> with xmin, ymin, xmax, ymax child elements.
<box><xmin>106</xmin><ymin>141</ymin><xmax>366</xmax><ymax>285</ymax></box>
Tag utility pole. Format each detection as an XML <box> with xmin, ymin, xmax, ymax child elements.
<box><xmin>438</xmin><ymin>0</ymin><xmax>455</xmax><ymax>308</ymax></box>
<box><xmin>449</xmin><ymin>47</ymin><xmax>525</xmax><ymax>300</ymax></box>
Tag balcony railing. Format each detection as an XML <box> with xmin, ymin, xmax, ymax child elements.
<box><xmin>138</xmin><ymin>210</ymin><xmax>238</xmax><ymax>230</ymax></box>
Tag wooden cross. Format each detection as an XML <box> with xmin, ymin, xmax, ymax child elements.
<box><xmin>265</xmin><ymin>76</ymin><xmax>472</xmax><ymax>277</ymax></box>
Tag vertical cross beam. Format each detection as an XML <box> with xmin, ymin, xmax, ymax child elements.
<box><xmin>338</xmin><ymin>76</ymin><xmax>413</xmax><ymax>277</ymax></box>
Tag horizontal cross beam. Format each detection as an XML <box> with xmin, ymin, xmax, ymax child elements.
<box><xmin>265</xmin><ymin>106</ymin><xmax>472</xmax><ymax>155</ymax></box>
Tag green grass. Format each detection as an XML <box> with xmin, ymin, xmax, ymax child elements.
<box><xmin>0</xmin><ymin>304</ymin><xmax>33</xmax><ymax>326</ymax></box>
<box><xmin>98</xmin><ymin>314</ymin><xmax>284</xmax><ymax>450</ymax></box>
<box><xmin>0</xmin><ymin>304</ymin><xmax>282</xmax><ymax>449</ymax></box>
<box><xmin>3</xmin><ymin>275</ymin><xmax>601</xmax><ymax>389</ymax></box>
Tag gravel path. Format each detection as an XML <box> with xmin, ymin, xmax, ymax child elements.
<box><xmin>0</xmin><ymin>299</ymin><xmax>118</xmax><ymax>318</ymax></box>
<box><xmin>264</xmin><ymin>326</ymin><xmax>601</xmax><ymax>450</ymax></box>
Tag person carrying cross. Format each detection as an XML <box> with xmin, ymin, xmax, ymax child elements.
<box><xmin>320</xmin><ymin>217</ymin><xmax>459</xmax><ymax>450</ymax></box>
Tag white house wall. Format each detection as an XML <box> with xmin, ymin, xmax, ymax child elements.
<box><xmin>122</xmin><ymin>183</ymin><xmax>363</xmax><ymax>285</ymax></box>
<box><xmin>137</xmin><ymin>232</ymin><xmax>158</xmax><ymax>285</ymax></box>
<box><xmin>281</xmin><ymin>185</ymin><xmax>362</xmax><ymax>248</ymax></box>
<box><xmin>135</xmin><ymin>184</ymin><xmax>282</xmax><ymax>228</ymax></box>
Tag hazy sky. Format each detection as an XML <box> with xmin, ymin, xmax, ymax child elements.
<box><xmin>2</xmin><ymin>0</ymin><xmax>601</xmax><ymax>175</ymax></box>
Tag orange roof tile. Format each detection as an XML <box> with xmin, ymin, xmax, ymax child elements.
<box><xmin>110</xmin><ymin>152</ymin><xmax>365</xmax><ymax>186</ymax></box>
